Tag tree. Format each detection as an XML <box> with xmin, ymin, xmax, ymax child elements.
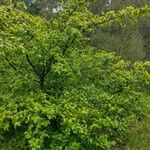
<box><xmin>109</xmin><ymin>0</ymin><xmax>150</xmax><ymax>61</ymax></box>
<box><xmin>90</xmin><ymin>21</ymin><xmax>145</xmax><ymax>61</ymax></box>
<box><xmin>0</xmin><ymin>0</ymin><xmax>61</xmax><ymax>17</ymax></box>
<box><xmin>0</xmin><ymin>2</ymin><xmax>150</xmax><ymax>149</ymax></box>
<box><xmin>89</xmin><ymin>0</ymin><xmax>150</xmax><ymax>61</ymax></box>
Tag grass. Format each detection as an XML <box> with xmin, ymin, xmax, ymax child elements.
<box><xmin>124</xmin><ymin>95</ymin><xmax>150</xmax><ymax>150</ymax></box>
<box><xmin>112</xmin><ymin>95</ymin><xmax>150</xmax><ymax>150</ymax></box>
<box><xmin>125</xmin><ymin>120</ymin><xmax>150</xmax><ymax>150</ymax></box>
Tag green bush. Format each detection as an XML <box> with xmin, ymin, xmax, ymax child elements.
<box><xmin>1</xmin><ymin>57</ymin><xmax>150</xmax><ymax>150</ymax></box>
<box><xmin>0</xmin><ymin>2</ymin><xmax>150</xmax><ymax>150</ymax></box>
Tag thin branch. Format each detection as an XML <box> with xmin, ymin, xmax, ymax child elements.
<box><xmin>111</xmin><ymin>87</ymin><xmax>124</xmax><ymax>95</ymax></box>
<box><xmin>44</xmin><ymin>56</ymin><xmax>55</xmax><ymax>77</ymax></box>
<box><xmin>63</xmin><ymin>0</ymin><xmax>87</xmax><ymax>22</ymax></box>
<box><xmin>62</xmin><ymin>34</ymin><xmax>77</xmax><ymax>55</ymax></box>
<box><xmin>4</xmin><ymin>56</ymin><xmax>17</xmax><ymax>71</ymax></box>
<box><xmin>3</xmin><ymin>55</ymin><xmax>39</xmax><ymax>83</ymax></box>
<box><xmin>26</xmin><ymin>54</ymin><xmax>38</xmax><ymax>76</ymax></box>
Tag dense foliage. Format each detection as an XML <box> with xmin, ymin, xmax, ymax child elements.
<box><xmin>90</xmin><ymin>0</ymin><xmax>150</xmax><ymax>61</ymax></box>
<box><xmin>0</xmin><ymin>1</ymin><xmax>150</xmax><ymax>149</ymax></box>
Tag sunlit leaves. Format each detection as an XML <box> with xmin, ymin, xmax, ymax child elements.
<box><xmin>0</xmin><ymin>2</ymin><xmax>150</xmax><ymax>150</ymax></box>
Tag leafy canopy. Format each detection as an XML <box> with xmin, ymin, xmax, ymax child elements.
<box><xmin>0</xmin><ymin>1</ymin><xmax>150</xmax><ymax>150</ymax></box>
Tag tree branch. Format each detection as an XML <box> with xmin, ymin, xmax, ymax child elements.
<box><xmin>62</xmin><ymin>34</ymin><xmax>77</xmax><ymax>55</ymax></box>
<box><xmin>63</xmin><ymin>0</ymin><xmax>87</xmax><ymax>22</ymax></box>
<box><xmin>44</xmin><ymin>56</ymin><xmax>55</xmax><ymax>77</ymax></box>
<box><xmin>26</xmin><ymin>54</ymin><xmax>38</xmax><ymax>75</ymax></box>
<box><xmin>3</xmin><ymin>55</ymin><xmax>39</xmax><ymax>83</ymax></box>
<box><xmin>3</xmin><ymin>56</ymin><xmax>17</xmax><ymax>71</ymax></box>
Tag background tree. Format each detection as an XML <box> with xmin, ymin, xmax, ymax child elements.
<box><xmin>0</xmin><ymin>0</ymin><xmax>61</xmax><ymax>17</ymax></box>
<box><xmin>89</xmin><ymin>0</ymin><xmax>150</xmax><ymax>61</ymax></box>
